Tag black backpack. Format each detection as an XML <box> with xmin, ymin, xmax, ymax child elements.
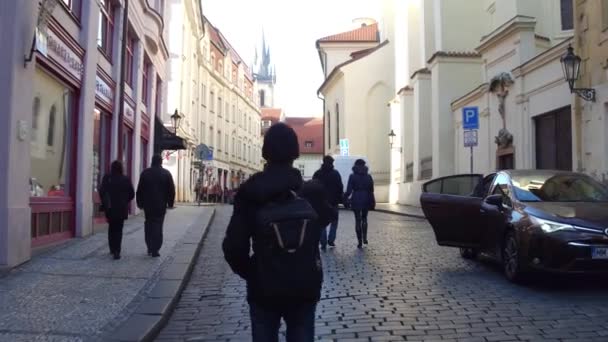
<box><xmin>253</xmin><ymin>191</ymin><xmax>322</xmax><ymax>300</ymax></box>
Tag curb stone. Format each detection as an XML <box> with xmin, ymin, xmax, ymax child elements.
<box><xmin>106</xmin><ymin>209</ymin><xmax>217</xmax><ymax>342</ymax></box>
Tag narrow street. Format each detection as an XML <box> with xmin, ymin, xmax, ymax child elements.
<box><xmin>158</xmin><ymin>208</ymin><xmax>608</xmax><ymax>342</ymax></box>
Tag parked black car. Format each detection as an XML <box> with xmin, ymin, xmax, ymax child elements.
<box><xmin>420</xmin><ymin>170</ymin><xmax>608</xmax><ymax>282</ymax></box>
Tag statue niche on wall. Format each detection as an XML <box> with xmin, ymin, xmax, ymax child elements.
<box><xmin>490</xmin><ymin>72</ymin><xmax>514</xmax><ymax>149</ymax></box>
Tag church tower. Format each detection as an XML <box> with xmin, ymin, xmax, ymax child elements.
<box><xmin>254</xmin><ymin>33</ymin><xmax>276</xmax><ymax>108</ymax></box>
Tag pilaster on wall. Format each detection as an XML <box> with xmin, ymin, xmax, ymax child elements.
<box><xmin>74</xmin><ymin>0</ymin><xmax>102</xmax><ymax>238</ymax></box>
<box><xmin>0</xmin><ymin>0</ymin><xmax>36</xmax><ymax>266</ymax></box>
<box><xmin>132</xmin><ymin>39</ymin><xmax>145</xmax><ymax>209</ymax></box>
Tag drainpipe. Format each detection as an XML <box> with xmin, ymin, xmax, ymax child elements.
<box><xmin>117</xmin><ymin>0</ymin><xmax>129</xmax><ymax>161</ymax></box>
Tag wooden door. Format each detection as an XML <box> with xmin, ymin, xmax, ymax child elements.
<box><xmin>535</xmin><ymin>107</ymin><xmax>572</xmax><ymax>170</ymax></box>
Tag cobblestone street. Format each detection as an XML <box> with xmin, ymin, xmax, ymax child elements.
<box><xmin>158</xmin><ymin>207</ymin><xmax>608</xmax><ymax>342</ymax></box>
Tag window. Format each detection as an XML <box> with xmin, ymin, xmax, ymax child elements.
<box><xmin>218</xmin><ymin>96</ymin><xmax>222</xmax><ymax>116</ymax></box>
<box><xmin>225</xmin><ymin>103</ymin><xmax>229</xmax><ymax>121</ymax></box>
<box><xmin>210</xmin><ymin>91</ymin><xmax>215</xmax><ymax>112</ymax></box>
<box><xmin>61</xmin><ymin>0</ymin><xmax>82</xmax><ymax>17</ymax></box>
<box><xmin>232</xmin><ymin>136</ymin><xmax>236</xmax><ymax>156</ymax></box>
<box><xmin>492</xmin><ymin>174</ymin><xmax>513</xmax><ymax>207</ymax></box>
<box><xmin>423</xmin><ymin>175</ymin><xmax>481</xmax><ymax>196</ymax></box>
<box><xmin>155</xmin><ymin>77</ymin><xmax>162</xmax><ymax>118</ymax></box>
<box><xmin>232</xmin><ymin>104</ymin><xmax>236</xmax><ymax>122</ymax></box>
<box><xmin>47</xmin><ymin>106</ymin><xmax>56</xmax><ymax>147</ymax></box>
<box><xmin>305</xmin><ymin>141</ymin><xmax>313</xmax><ymax>148</ymax></box>
<box><xmin>31</xmin><ymin>68</ymin><xmax>75</xmax><ymax>198</ymax></box>
<box><xmin>142</xmin><ymin>58</ymin><xmax>150</xmax><ymax>106</ymax></box>
<box><xmin>326</xmin><ymin>110</ymin><xmax>331</xmax><ymax>149</ymax></box>
<box><xmin>200</xmin><ymin>122</ymin><xmax>205</xmax><ymax>144</ymax></box>
<box><xmin>201</xmin><ymin>84</ymin><xmax>207</xmax><ymax>107</ymax></box>
<box><xmin>32</xmin><ymin>97</ymin><xmax>40</xmax><ymax>142</ymax></box>
<box><xmin>126</xmin><ymin>34</ymin><xmax>135</xmax><ymax>87</ymax></box>
<box><xmin>260</xmin><ymin>90</ymin><xmax>265</xmax><ymax>107</ymax></box>
<box><xmin>97</xmin><ymin>0</ymin><xmax>115</xmax><ymax>58</ymax></box>
<box><xmin>335</xmin><ymin>103</ymin><xmax>340</xmax><ymax>145</ymax></box>
<box><xmin>209</xmin><ymin>126</ymin><xmax>213</xmax><ymax>147</ymax></box>
<box><xmin>225</xmin><ymin>135</ymin><xmax>229</xmax><ymax>155</ymax></box>
<box><xmin>297</xmin><ymin>164</ymin><xmax>305</xmax><ymax>175</ymax></box>
<box><xmin>560</xmin><ymin>0</ymin><xmax>573</xmax><ymax>31</ymax></box>
<box><xmin>217</xmin><ymin>130</ymin><xmax>222</xmax><ymax>151</ymax></box>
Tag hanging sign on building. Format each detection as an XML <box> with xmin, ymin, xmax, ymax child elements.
<box><xmin>95</xmin><ymin>74</ymin><xmax>114</xmax><ymax>106</ymax></box>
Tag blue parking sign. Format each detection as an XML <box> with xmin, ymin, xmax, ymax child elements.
<box><xmin>462</xmin><ymin>107</ymin><xmax>479</xmax><ymax>130</ymax></box>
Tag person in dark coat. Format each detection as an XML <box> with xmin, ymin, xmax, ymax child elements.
<box><xmin>223</xmin><ymin>123</ymin><xmax>335</xmax><ymax>342</ymax></box>
<box><xmin>99</xmin><ymin>160</ymin><xmax>135</xmax><ymax>260</ymax></box>
<box><xmin>344</xmin><ymin>159</ymin><xmax>375</xmax><ymax>249</ymax></box>
<box><xmin>136</xmin><ymin>154</ymin><xmax>176</xmax><ymax>257</ymax></box>
<box><xmin>313</xmin><ymin>155</ymin><xmax>343</xmax><ymax>250</ymax></box>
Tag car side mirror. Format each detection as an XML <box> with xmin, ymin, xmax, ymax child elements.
<box><xmin>485</xmin><ymin>194</ymin><xmax>503</xmax><ymax>207</ymax></box>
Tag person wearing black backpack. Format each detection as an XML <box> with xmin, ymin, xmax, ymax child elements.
<box><xmin>223</xmin><ymin>123</ymin><xmax>335</xmax><ymax>342</ymax></box>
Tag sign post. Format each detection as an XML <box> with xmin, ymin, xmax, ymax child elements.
<box><xmin>462</xmin><ymin>107</ymin><xmax>479</xmax><ymax>174</ymax></box>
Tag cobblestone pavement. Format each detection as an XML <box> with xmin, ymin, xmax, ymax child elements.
<box><xmin>158</xmin><ymin>208</ymin><xmax>608</xmax><ymax>342</ymax></box>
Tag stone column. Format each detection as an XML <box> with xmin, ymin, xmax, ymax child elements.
<box><xmin>74</xmin><ymin>0</ymin><xmax>101</xmax><ymax>238</ymax></box>
<box><xmin>0</xmin><ymin>1</ymin><xmax>37</xmax><ymax>267</ymax></box>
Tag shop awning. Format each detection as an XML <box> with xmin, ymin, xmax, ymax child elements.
<box><xmin>154</xmin><ymin>115</ymin><xmax>187</xmax><ymax>152</ymax></box>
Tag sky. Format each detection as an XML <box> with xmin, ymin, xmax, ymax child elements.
<box><xmin>201</xmin><ymin>0</ymin><xmax>381</xmax><ymax>117</ymax></box>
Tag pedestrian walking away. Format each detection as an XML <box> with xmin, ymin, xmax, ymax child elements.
<box><xmin>223</xmin><ymin>123</ymin><xmax>335</xmax><ymax>342</ymax></box>
<box><xmin>313</xmin><ymin>155</ymin><xmax>343</xmax><ymax>250</ymax></box>
<box><xmin>99</xmin><ymin>160</ymin><xmax>135</xmax><ymax>260</ymax></box>
<box><xmin>136</xmin><ymin>154</ymin><xmax>176</xmax><ymax>257</ymax></box>
<box><xmin>344</xmin><ymin>159</ymin><xmax>375</xmax><ymax>249</ymax></box>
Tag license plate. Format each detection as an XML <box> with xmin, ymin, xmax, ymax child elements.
<box><xmin>592</xmin><ymin>247</ymin><xmax>608</xmax><ymax>259</ymax></box>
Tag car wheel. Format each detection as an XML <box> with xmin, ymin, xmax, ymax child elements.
<box><xmin>503</xmin><ymin>230</ymin><xmax>524</xmax><ymax>282</ymax></box>
<box><xmin>459</xmin><ymin>247</ymin><xmax>477</xmax><ymax>259</ymax></box>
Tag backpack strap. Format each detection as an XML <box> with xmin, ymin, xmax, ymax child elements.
<box><xmin>271</xmin><ymin>219</ymin><xmax>309</xmax><ymax>254</ymax></box>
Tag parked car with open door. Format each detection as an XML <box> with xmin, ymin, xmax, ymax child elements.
<box><xmin>420</xmin><ymin>170</ymin><xmax>608</xmax><ymax>282</ymax></box>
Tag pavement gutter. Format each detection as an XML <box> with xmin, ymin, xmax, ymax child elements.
<box><xmin>106</xmin><ymin>208</ymin><xmax>217</xmax><ymax>342</ymax></box>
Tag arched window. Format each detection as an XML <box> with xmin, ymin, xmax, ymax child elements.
<box><xmin>326</xmin><ymin>110</ymin><xmax>331</xmax><ymax>150</ymax></box>
<box><xmin>335</xmin><ymin>103</ymin><xmax>340</xmax><ymax>145</ymax></box>
<box><xmin>32</xmin><ymin>97</ymin><xmax>40</xmax><ymax>142</ymax></box>
<box><xmin>47</xmin><ymin>105</ymin><xmax>56</xmax><ymax>147</ymax></box>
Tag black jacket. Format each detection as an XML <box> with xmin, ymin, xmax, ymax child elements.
<box><xmin>136</xmin><ymin>165</ymin><xmax>176</xmax><ymax>216</ymax></box>
<box><xmin>222</xmin><ymin>164</ymin><xmax>335</xmax><ymax>304</ymax></box>
<box><xmin>312</xmin><ymin>163</ymin><xmax>344</xmax><ymax>206</ymax></box>
<box><xmin>99</xmin><ymin>174</ymin><xmax>135</xmax><ymax>221</ymax></box>
<box><xmin>345</xmin><ymin>165</ymin><xmax>375</xmax><ymax>210</ymax></box>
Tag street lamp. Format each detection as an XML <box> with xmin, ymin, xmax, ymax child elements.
<box><xmin>388</xmin><ymin>129</ymin><xmax>396</xmax><ymax>148</ymax></box>
<box><xmin>171</xmin><ymin>109</ymin><xmax>182</xmax><ymax>134</ymax></box>
<box><xmin>388</xmin><ymin>129</ymin><xmax>402</xmax><ymax>152</ymax></box>
<box><xmin>560</xmin><ymin>45</ymin><xmax>596</xmax><ymax>102</ymax></box>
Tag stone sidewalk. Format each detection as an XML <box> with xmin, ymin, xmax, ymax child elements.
<box><xmin>0</xmin><ymin>205</ymin><xmax>214</xmax><ymax>342</ymax></box>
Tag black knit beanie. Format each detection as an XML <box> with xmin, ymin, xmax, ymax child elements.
<box><xmin>262</xmin><ymin>123</ymin><xmax>300</xmax><ymax>163</ymax></box>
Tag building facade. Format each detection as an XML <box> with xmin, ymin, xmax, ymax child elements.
<box><xmin>389</xmin><ymin>0</ymin><xmax>576</xmax><ymax>206</ymax></box>
<box><xmin>573</xmin><ymin>0</ymin><xmax>608</xmax><ymax>182</ymax></box>
<box><xmin>286</xmin><ymin>117</ymin><xmax>324</xmax><ymax>180</ymax></box>
<box><xmin>0</xmin><ymin>0</ymin><xmax>171</xmax><ymax>267</ymax></box>
<box><xmin>198</xmin><ymin>17</ymin><xmax>263</xmax><ymax>196</ymax></box>
<box><xmin>316</xmin><ymin>20</ymin><xmax>394</xmax><ymax>202</ymax></box>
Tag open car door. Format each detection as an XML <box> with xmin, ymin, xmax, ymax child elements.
<box><xmin>420</xmin><ymin>174</ymin><xmax>484</xmax><ymax>248</ymax></box>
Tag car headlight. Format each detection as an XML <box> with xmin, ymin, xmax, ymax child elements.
<box><xmin>531</xmin><ymin>216</ymin><xmax>576</xmax><ymax>233</ymax></box>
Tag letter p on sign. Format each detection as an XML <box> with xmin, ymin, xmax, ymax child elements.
<box><xmin>462</xmin><ymin>107</ymin><xmax>479</xmax><ymax>130</ymax></box>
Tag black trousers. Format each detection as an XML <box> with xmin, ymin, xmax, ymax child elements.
<box><xmin>145</xmin><ymin>214</ymin><xmax>165</xmax><ymax>253</ymax></box>
<box><xmin>353</xmin><ymin>209</ymin><xmax>369</xmax><ymax>243</ymax></box>
<box><xmin>108</xmin><ymin>219</ymin><xmax>125</xmax><ymax>255</ymax></box>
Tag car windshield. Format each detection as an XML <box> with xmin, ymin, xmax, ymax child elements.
<box><xmin>511</xmin><ymin>173</ymin><xmax>608</xmax><ymax>202</ymax></box>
